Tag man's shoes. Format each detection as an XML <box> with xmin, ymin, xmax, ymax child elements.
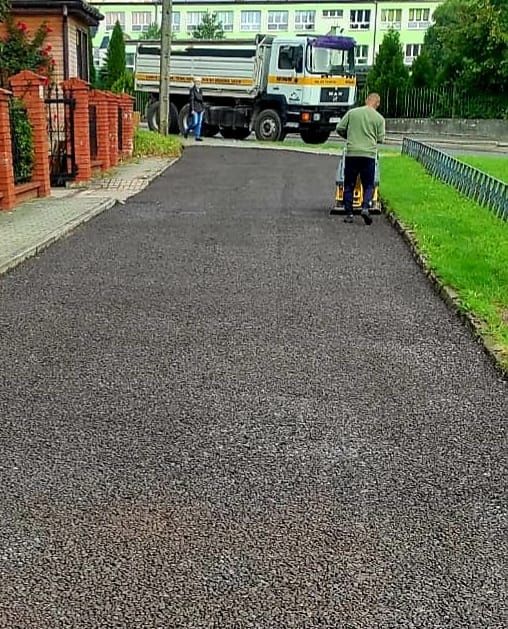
<box><xmin>195</xmin><ymin>137</ymin><xmax>203</xmax><ymax>142</ymax></box>
<box><xmin>361</xmin><ymin>209</ymin><xmax>373</xmax><ymax>225</ymax></box>
<box><xmin>343</xmin><ymin>213</ymin><xmax>354</xmax><ymax>223</ymax></box>
<box><xmin>183</xmin><ymin>132</ymin><xmax>188</xmax><ymax>139</ymax></box>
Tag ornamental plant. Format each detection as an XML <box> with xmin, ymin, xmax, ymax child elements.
<box><xmin>0</xmin><ymin>16</ymin><xmax>55</xmax><ymax>88</ymax></box>
<box><xmin>9</xmin><ymin>98</ymin><xmax>35</xmax><ymax>184</ymax></box>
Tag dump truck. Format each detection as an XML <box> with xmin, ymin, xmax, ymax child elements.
<box><xmin>134</xmin><ymin>33</ymin><xmax>357</xmax><ymax>143</ymax></box>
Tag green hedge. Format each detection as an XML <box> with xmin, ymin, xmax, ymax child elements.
<box><xmin>9</xmin><ymin>98</ymin><xmax>34</xmax><ymax>184</ymax></box>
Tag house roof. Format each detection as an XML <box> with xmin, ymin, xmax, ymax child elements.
<box><xmin>10</xmin><ymin>0</ymin><xmax>103</xmax><ymax>26</ymax></box>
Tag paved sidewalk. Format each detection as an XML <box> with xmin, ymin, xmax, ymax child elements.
<box><xmin>0</xmin><ymin>157</ymin><xmax>177</xmax><ymax>276</ymax></box>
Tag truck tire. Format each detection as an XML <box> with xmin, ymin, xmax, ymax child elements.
<box><xmin>146</xmin><ymin>100</ymin><xmax>179</xmax><ymax>134</ymax></box>
<box><xmin>220</xmin><ymin>127</ymin><xmax>251</xmax><ymax>140</ymax></box>
<box><xmin>254</xmin><ymin>109</ymin><xmax>282</xmax><ymax>142</ymax></box>
<box><xmin>178</xmin><ymin>104</ymin><xmax>217</xmax><ymax>136</ymax></box>
<box><xmin>300</xmin><ymin>129</ymin><xmax>331</xmax><ymax>145</ymax></box>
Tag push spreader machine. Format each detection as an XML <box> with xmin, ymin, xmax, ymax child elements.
<box><xmin>330</xmin><ymin>148</ymin><xmax>382</xmax><ymax>215</ymax></box>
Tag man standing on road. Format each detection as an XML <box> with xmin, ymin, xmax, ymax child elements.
<box><xmin>336</xmin><ymin>93</ymin><xmax>385</xmax><ymax>225</ymax></box>
<box><xmin>184</xmin><ymin>77</ymin><xmax>204</xmax><ymax>142</ymax></box>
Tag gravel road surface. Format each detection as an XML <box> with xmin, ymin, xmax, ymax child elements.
<box><xmin>0</xmin><ymin>147</ymin><xmax>506</xmax><ymax>628</ymax></box>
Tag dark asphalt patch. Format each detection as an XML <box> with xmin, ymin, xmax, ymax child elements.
<box><xmin>0</xmin><ymin>147</ymin><xmax>506</xmax><ymax>627</ymax></box>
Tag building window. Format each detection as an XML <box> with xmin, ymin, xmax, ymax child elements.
<box><xmin>295</xmin><ymin>10</ymin><xmax>316</xmax><ymax>31</ymax></box>
<box><xmin>132</xmin><ymin>11</ymin><xmax>151</xmax><ymax>32</ymax></box>
<box><xmin>355</xmin><ymin>45</ymin><xmax>369</xmax><ymax>65</ymax></box>
<box><xmin>187</xmin><ymin>12</ymin><xmax>206</xmax><ymax>34</ymax></box>
<box><xmin>241</xmin><ymin>11</ymin><xmax>261</xmax><ymax>32</ymax></box>
<box><xmin>405</xmin><ymin>43</ymin><xmax>422</xmax><ymax>62</ymax></box>
<box><xmin>216</xmin><ymin>11</ymin><xmax>234</xmax><ymax>32</ymax></box>
<box><xmin>350</xmin><ymin>9</ymin><xmax>371</xmax><ymax>30</ymax></box>
<box><xmin>322</xmin><ymin>10</ymin><xmax>344</xmax><ymax>19</ymax></box>
<box><xmin>105</xmin><ymin>12</ymin><xmax>125</xmax><ymax>30</ymax></box>
<box><xmin>76</xmin><ymin>29</ymin><xmax>89</xmax><ymax>80</ymax></box>
<box><xmin>268</xmin><ymin>11</ymin><xmax>288</xmax><ymax>31</ymax></box>
<box><xmin>126</xmin><ymin>52</ymin><xmax>135</xmax><ymax>69</ymax></box>
<box><xmin>380</xmin><ymin>9</ymin><xmax>402</xmax><ymax>29</ymax></box>
<box><xmin>172</xmin><ymin>12</ymin><xmax>181</xmax><ymax>32</ymax></box>
<box><xmin>408</xmin><ymin>8</ymin><xmax>431</xmax><ymax>29</ymax></box>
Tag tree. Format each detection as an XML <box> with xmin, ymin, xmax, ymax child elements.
<box><xmin>0</xmin><ymin>0</ymin><xmax>10</xmax><ymax>21</ymax></box>
<box><xmin>100</xmin><ymin>20</ymin><xmax>126</xmax><ymax>89</ymax></box>
<box><xmin>141</xmin><ymin>22</ymin><xmax>161</xmax><ymax>40</ymax></box>
<box><xmin>192</xmin><ymin>12</ymin><xmax>225</xmax><ymax>40</ymax></box>
<box><xmin>366</xmin><ymin>29</ymin><xmax>409</xmax><ymax>95</ymax></box>
<box><xmin>416</xmin><ymin>0</ymin><xmax>508</xmax><ymax>94</ymax></box>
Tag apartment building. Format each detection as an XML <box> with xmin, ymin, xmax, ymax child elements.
<box><xmin>90</xmin><ymin>0</ymin><xmax>440</xmax><ymax>69</ymax></box>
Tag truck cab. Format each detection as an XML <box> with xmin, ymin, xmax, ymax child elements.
<box><xmin>255</xmin><ymin>35</ymin><xmax>356</xmax><ymax>143</ymax></box>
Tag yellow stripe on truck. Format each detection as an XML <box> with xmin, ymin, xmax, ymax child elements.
<box><xmin>136</xmin><ymin>73</ymin><xmax>253</xmax><ymax>86</ymax></box>
<box><xmin>268</xmin><ymin>75</ymin><xmax>356</xmax><ymax>87</ymax></box>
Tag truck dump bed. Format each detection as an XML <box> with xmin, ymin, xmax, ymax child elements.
<box><xmin>135</xmin><ymin>40</ymin><xmax>260</xmax><ymax>97</ymax></box>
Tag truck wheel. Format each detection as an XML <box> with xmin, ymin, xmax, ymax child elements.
<box><xmin>300</xmin><ymin>129</ymin><xmax>331</xmax><ymax>145</ymax></box>
<box><xmin>178</xmin><ymin>104</ymin><xmax>191</xmax><ymax>134</ymax></box>
<box><xmin>254</xmin><ymin>109</ymin><xmax>282</xmax><ymax>142</ymax></box>
<box><xmin>202</xmin><ymin>124</ymin><xmax>219</xmax><ymax>137</ymax></box>
<box><xmin>146</xmin><ymin>101</ymin><xmax>179</xmax><ymax>134</ymax></box>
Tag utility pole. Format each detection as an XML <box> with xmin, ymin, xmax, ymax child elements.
<box><xmin>159</xmin><ymin>0</ymin><xmax>172</xmax><ymax>135</ymax></box>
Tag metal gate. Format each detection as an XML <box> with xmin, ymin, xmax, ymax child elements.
<box><xmin>45</xmin><ymin>85</ymin><xmax>77</xmax><ymax>186</ymax></box>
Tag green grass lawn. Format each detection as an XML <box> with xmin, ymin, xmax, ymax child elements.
<box><xmin>458</xmin><ymin>155</ymin><xmax>508</xmax><ymax>183</ymax></box>
<box><xmin>134</xmin><ymin>129</ymin><xmax>183</xmax><ymax>158</ymax></box>
<box><xmin>380</xmin><ymin>154</ymin><xmax>508</xmax><ymax>370</ymax></box>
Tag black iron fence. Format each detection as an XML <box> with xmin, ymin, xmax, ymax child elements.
<box><xmin>134</xmin><ymin>91</ymin><xmax>150</xmax><ymax>118</ymax></box>
<box><xmin>45</xmin><ymin>84</ymin><xmax>77</xmax><ymax>186</ymax></box>
<box><xmin>357</xmin><ymin>86</ymin><xmax>508</xmax><ymax>120</ymax></box>
<box><xmin>9</xmin><ymin>98</ymin><xmax>34</xmax><ymax>185</ymax></box>
<box><xmin>402</xmin><ymin>138</ymin><xmax>508</xmax><ymax>221</ymax></box>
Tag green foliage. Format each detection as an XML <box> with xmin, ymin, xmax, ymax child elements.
<box><xmin>100</xmin><ymin>21</ymin><xmax>126</xmax><ymax>89</ymax></box>
<box><xmin>0</xmin><ymin>16</ymin><xmax>54</xmax><ymax>88</ymax></box>
<box><xmin>0</xmin><ymin>0</ymin><xmax>10</xmax><ymax>21</ymax></box>
<box><xmin>192</xmin><ymin>12</ymin><xmax>225</xmax><ymax>40</ymax></box>
<box><xmin>367</xmin><ymin>30</ymin><xmax>409</xmax><ymax>96</ymax></box>
<box><xmin>381</xmin><ymin>154</ymin><xmax>508</xmax><ymax>369</ymax></box>
<box><xmin>417</xmin><ymin>0</ymin><xmax>508</xmax><ymax>95</ymax></box>
<box><xmin>133</xmin><ymin>129</ymin><xmax>182</xmax><ymax>158</ymax></box>
<box><xmin>141</xmin><ymin>23</ymin><xmax>161</xmax><ymax>40</ymax></box>
<box><xmin>111</xmin><ymin>70</ymin><xmax>134</xmax><ymax>95</ymax></box>
<box><xmin>9</xmin><ymin>98</ymin><xmax>34</xmax><ymax>184</ymax></box>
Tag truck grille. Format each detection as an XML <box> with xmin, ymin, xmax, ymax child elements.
<box><xmin>320</xmin><ymin>87</ymin><xmax>349</xmax><ymax>103</ymax></box>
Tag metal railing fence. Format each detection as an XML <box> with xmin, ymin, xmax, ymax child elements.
<box><xmin>402</xmin><ymin>138</ymin><xmax>508</xmax><ymax>221</ymax></box>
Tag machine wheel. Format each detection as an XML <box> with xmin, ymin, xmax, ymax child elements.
<box><xmin>146</xmin><ymin>100</ymin><xmax>179</xmax><ymax>134</ymax></box>
<box><xmin>220</xmin><ymin>127</ymin><xmax>251</xmax><ymax>140</ymax></box>
<box><xmin>202</xmin><ymin>124</ymin><xmax>219</xmax><ymax>137</ymax></box>
<box><xmin>254</xmin><ymin>109</ymin><xmax>282</xmax><ymax>142</ymax></box>
<box><xmin>300</xmin><ymin>129</ymin><xmax>331</xmax><ymax>145</ymax></box>
<box><xmin>178</xmin><ymin>104</ymin><xmax>191</xmax><ymax>134</ymax></box>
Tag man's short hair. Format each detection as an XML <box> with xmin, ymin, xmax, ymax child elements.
<box><xmin>366</xmin><ymin>93</ymin><xmax>381</xmax><ymax>104</ymax></box>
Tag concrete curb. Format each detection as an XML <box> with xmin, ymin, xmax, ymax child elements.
<box><xmin>382</xmin><ymin>203</ymin><xmax>507</xmax><ymax>379</ymax></box>
<box><xmin>0</xmin><ymin>157</ymin><xmax>179</xmax><ymax>278</ymax></box>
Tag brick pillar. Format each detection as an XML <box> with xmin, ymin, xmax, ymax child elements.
<box><xmin>120</xmin><ymin>94</ymin><xmax>134</xmax><ymax>158</ymax></box>
<box><xmin>61</xmin><ymin>77</ymin><xmax>91</xmax><ymax>183</ymax></box>
<box><xmin>9</xmin><ymin>70</ymin><xmax>50</xmax><ymax>198</ymax></box>
<box><xmin>89</xmin><ymin>89</ymin><xmax>110</xmax><ymax>171</ymax></box>
<box><xmin>0</xmin><ymin>89</ymin><xmax>16</xmax><ymax>210</ymax></box>
<box><xmin>107</xmin><ymin>92</ymin><xmax>119</xmax><ymax>167</ymax></box>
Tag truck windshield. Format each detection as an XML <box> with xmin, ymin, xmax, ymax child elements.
<box><xmin>308</xmin><ymin>45</ymin><xmax>355</xmax><ymax>75</ymax></box>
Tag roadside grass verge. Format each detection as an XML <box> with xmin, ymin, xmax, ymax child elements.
<box><xmin>457</xmin><ymin>155</ymin><xmax>508</xmax><ymax>183</ymax></box>
<box><xmin>380</xmin><ymin>154</ymin><xmax>508</xmax><ymax>370</ymax></box>
<box><xmin>134</xmin><ymin>129</ymin><xmax>183</xmax><ymax>158</ymax></box>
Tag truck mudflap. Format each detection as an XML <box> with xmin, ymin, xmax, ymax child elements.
<box><xmin>331</xmin><ymin>149</ymin><xmax>382</xmax><ymax>215</ymax></box>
